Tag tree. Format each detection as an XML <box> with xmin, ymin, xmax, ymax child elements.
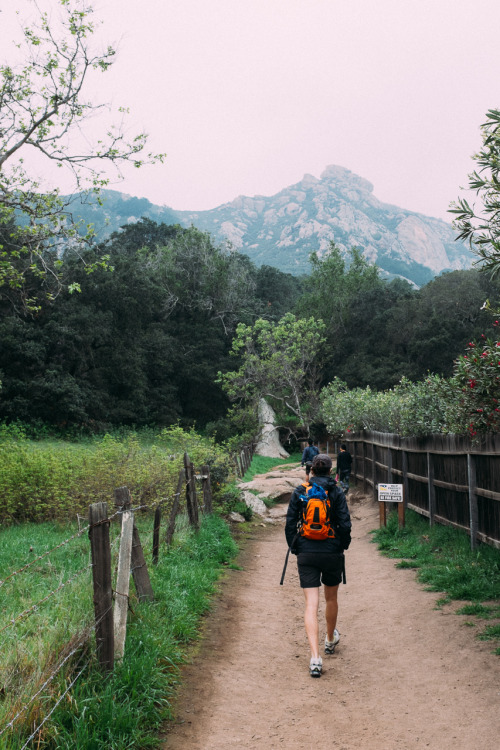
<box><xmin>0</xmin><ymin>0</ymin><xmax>164</xmax><ymax>312</ymax></box>
<box><xmin>218</xmin><ymin>313</ymin><xmax>326</xmax><ymax>437</ymax></box>
<box><xmin>450</xmin><ymin>108</ymin><xmax>500</xmax><ymax>276</ymax></box>
<box><xmin>0</xmin><ymin>221</ymin><xmax>260</xmax><ymax>429</ymax></box>
<box><xmin>295</xmin><ymin>244</ymin><xmax>386</xmax><ymax>386</ymax></box>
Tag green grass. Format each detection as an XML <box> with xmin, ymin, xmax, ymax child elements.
<box><xmin>456</xmin><ymin>603</ymin><xmax>500</xmax><ymax>619</ymax></box>
<box><xmin>241</xmin><ymin>453</ymin><xmax>301</xmax><ymax>483</ymax></box>
<box><xmin>0</xmin><ymin>426</ymin><xmax>233</xmax><ymax>525</ymax></box>
<box><xmin>373</xmin><ymin>510</ymin><xmax>500</xmax><ymax>654</ymax></box>
<box><xmin>372</xmin><ymin>509</ymin><xmax>500</xmax><ymax>602</ymax></box>
<box><xmin>0</xmin><ymin>512</ymin><xmax>238</xmax><ymax>748</ymax></box>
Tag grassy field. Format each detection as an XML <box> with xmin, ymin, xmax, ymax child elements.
<box><xmin>0</xmin><ymin>511</ymin><xmax>238</xmax><ymax>749</ymax></box>
<box><xmin>0</xmin><ymin>444</ymin><xmax>302</xmax><ymax>747</ymax></box>
<box><xmin>0</xmin><ymin>425</ymin><xmax>233</xmax><ymax>524</ymax></box>
<box><xmin>372</xmin><ymin>509</ymin><xmax>500</xmax><ymax>654</ymax></box>
<box><xmin>0</xmin><ymin>425</ymin><xmax>245</xmax><ymax>748</ymax></box>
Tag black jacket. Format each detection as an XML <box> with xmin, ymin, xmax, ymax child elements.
<box><xmin>285</xmin><ymin>474</ymin><xmax>351</xmax><ymax>554</ymax></box>
<box><xmin>337</xmin><ymin>450</ymin><xmax>352</xmax><ymax>474</ymax></box>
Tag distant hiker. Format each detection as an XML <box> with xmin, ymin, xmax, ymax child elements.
<box><xmin>336</xmin><ymin>443</ymin><xmax>353</xmax><ymax>492</ymax></box>
<box><xmin>285</xmin><ymin>453</ymin><xmax>351</xmax><ymax>678</ymax></box>
<box><xmin>301</xmin><ymin>439</ymin><xmax>319</xmax><ymax>478</ymax></box>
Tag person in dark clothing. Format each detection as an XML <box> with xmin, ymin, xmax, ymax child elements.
<box><xmin>285</xmin><ymin>453</ymin><xmax>351</xmax><ymax>677</ymax></box>
<box><xmin>336</xmin><ymin>443</ymin><xmax>352</xmax><ymax>492</ymax></box>
<box><xmin>301</xmin><ymin>439</ymin><xmax>319</xmax><ymax>478</ymax></box>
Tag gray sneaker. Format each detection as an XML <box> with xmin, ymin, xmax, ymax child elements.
<box><xmin>309</xmin><ymin>657</ymin><xmax>322</xmax><ymax>678</ymax></box>
<box><xmin>325</xmin><ymin>629</ymin><xmax>340</xmax><ymax>654</ymax></box>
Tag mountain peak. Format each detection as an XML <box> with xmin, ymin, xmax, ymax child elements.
<box><xmin>175</xmin><ymin>165</ymin><xmax>472</xmax><ymax>285</ymax></box>
<box><xmin>320</xmin><ymin>165</ymin><xmax>374</xmax><ymax>193</ymax></box>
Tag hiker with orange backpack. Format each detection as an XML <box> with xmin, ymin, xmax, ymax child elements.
<box><xmin>284</xmin><ymin>453</ymin><xmax>351</xmax><ymax>678</ymax></box>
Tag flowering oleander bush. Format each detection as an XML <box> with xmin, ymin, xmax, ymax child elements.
<box><xmin>321</xmin><ymin>325</ymin><xmax>500</xmax><ymax>438</ymax></box>
<box><xmin>453</xmin><ymin>324</ymin><xmax>500</xmax><ymax>436</ymax></box>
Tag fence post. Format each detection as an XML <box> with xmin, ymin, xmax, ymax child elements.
<box><xmin>371</xmin><ymin>441</ymin><xmax>377</xmax><ymax>503</ymax></box>
<box><xmin>166</xmin><ymin>469</ymin><xmax>185</xmax><ymax>546</ymax></box>
<box><xmin>114</xmin><ymin>487</ymin><xmax>154</xmax><ymax>602</ymax></box>
<box><xmin>184</xmin><ymin>452</ymin><xmax>199</xmax><ymax>531</ymax></box>
<box><xmin>202</xmin><ymin>464</ymin><xmax>213</xmax><ymax>513</ymax></box>
<box><xmin>467</xmin><ymin>453</ymin><xmax>479</xmax><ymax>550</ymax></box>
<box><xmin>402</xmin><ymin>450</ymin><xmax>409</xmax><ymax>510</ymax></box>
<box><xmin>362</xmin><ymin>441</ymin><xmax>367</xmax><ymax>493</ymax></box>
<box><xmin>88</xmin><ymin>502</ymin><xmax>114</xmax><ymax>672</ymax></box>
<box><xmin>113</xmin><ymin>509</ymin><xmax>134</xmax><ymax>660</ymax></box>
<box><xmin>427</xmin><ymin>452</ymin><xmax>435</xmax><ymax>527</ymax></box>
<box><xmin>352</xmin><ymin>441</ymin><xmax>357</xmax><ymax>485</ymax></box>
<box><xmin>152</xmin><ymin>505</ymin><xmax>161</xmax><ymax>565</ymax></box>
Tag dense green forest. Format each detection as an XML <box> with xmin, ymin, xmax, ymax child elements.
<box><xmin>1</xmin><ymin>217</ymin><xmax>498</xmax><ymax>437</ymax></box>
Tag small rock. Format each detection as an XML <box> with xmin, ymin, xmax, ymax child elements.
<box><xmin>228</xmin><ymin>512</ymin><xmax>246</xmax><ymax>523</ymax></box>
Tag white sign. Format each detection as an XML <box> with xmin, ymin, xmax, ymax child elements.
<box><xmin>378</xmin><ymin>483</ymin><xmax>403</xmax><ymax>503</ymax></box>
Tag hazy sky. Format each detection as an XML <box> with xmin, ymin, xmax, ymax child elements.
<box><xmin>4</xmin><ymin>0</ymin><xmax>500</xmax><ymax>221</ymax></box>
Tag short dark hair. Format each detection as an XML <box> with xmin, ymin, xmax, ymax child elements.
<box><xmin>307</xmin><ymin>439</ymin><xmax>313</xmax><ymax>445</ymax></box>
<box><xmin>341</xmin><ymin>443</ymin><xmax>347</xmax><ymax>451</ymax></box>
<box><xmin>311</xmin><ymin>453</ymin><xmax>332</xmax><ymax>476</ymax></box>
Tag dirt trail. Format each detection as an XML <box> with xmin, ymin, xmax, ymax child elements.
<box><xmin>163</xmin><ymin>493</ymin><xmax>499</xmax><ymax>750</ymax></box>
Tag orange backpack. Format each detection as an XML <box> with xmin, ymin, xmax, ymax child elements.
<box><xmin>299</xmin><ymin>482</ymin><xmax>335</xmax><ymax>540</ymax></box>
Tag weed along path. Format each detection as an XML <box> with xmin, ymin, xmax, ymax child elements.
<box><xmin>163</xmin><ymin>491</ymin><xmax>500</xmax><ymax>750</ymax></box>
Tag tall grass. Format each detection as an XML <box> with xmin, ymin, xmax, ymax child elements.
<box><xmin>0</xmin><ymin>425</ymin><xmax>233</xmax><ymax>524</ymax></box>
<box><xmin>0</xmin><ymin>513</ymin><xmax>238</xmax><ymax>748</ymax></box>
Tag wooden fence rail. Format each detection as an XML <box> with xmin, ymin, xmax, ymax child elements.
<box><xmin>341</xmin><ymin>431</ymin><xmax>500</xmax><ymax>550</ymax></box>
<box><xmin>88</xmin><ymin>451</ymin><xmax>225</xmax><ymax>669</ymax></box>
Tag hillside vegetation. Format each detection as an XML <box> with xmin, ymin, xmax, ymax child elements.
<box><xmin>0</xmin><ymin>218</ymin><xmax>498</xmax><ymax>440</ymax></box>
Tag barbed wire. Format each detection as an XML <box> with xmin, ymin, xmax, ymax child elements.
<box><xmin>0</xmin><ymin>508</ymin><xmax>124</xmax><ymax>594</ymax></box>
<box><xmin>19</xmin><ymin>662</ymin><xmax>88</xmax><ymax>750</ymax></box>
<box><xmin>0</xmin><ymin>605</ymin><xmax>112</xmax><ymax>740</ymax></box>
<box><xmin>0</xmin><ymin>525</ymin><xmax>90</xmax><ymax>590</ymax></box>
<box><xmin>0</xmin><ymin>563</ymin><xmax>92</xmax><ymax>635</ymax></box>
<box><xmin>0</xmin><ymin>640</ymin><xmax>86</xmax><ymax>739</ymax></box>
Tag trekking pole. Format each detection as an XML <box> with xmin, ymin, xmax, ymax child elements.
<box><xmin>280</xmin><ymin>532</ymin><xmax>299</xmax><ymax>585</ymax></box>
<box><xmin>280</xmin><ymin>547</ymin><xmax>292</xmax><ymax>585</ymax></box>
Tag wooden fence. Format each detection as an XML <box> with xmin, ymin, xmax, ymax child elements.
<box><xmin>89</xmin><ymin>451</ymin><xmax>212</xmax><ymax>671</ymax></box>
<box><xmin>340</xmin><ymin>431</ymin><xmax>500</xmax><ymax>550</ymax></box>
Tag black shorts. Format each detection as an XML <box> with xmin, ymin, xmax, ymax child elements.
<box><xmin>297</xmin><ymin>552</ymin><xmax>344</xmax><ymax>588</ymax></box>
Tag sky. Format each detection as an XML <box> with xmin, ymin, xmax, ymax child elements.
<box><xmin>3</xmin><ymin>0</ymin><xmax>500</xmax><ymax>222</ymax></box>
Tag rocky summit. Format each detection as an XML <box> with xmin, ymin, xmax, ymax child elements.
<box><xmin>176</xmin><ymin>165</ymin><xmax>473</xmax><ymax>286</ymax></box>
<box><xmin>74</xmin><ymin>165</ymin><xmax>473</xmax><ymax>287</ymax></box>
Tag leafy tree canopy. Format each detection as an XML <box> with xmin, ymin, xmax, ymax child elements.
<box><xmin>218</xmin><ymin>313</ymin><xmax>326</xmax><ymax>437</ymax></box>
<box><xmin>450</xmin><ymin>108</ymin><xmax>500</xmax><ymax>276</ymax></box>
<box><xmin>0</xmin><ymin>0</ymin><xmax>164</xmax><ymax>312</ymax></box>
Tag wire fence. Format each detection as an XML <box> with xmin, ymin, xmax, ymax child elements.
<box><xmin>0</xmin><ymin>451</ymin><xmax>220</xmax><ymax>748</ymax></box>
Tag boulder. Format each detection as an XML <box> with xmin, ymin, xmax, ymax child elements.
<box><xmin>239</xmin><ymin>464</ymin><xmax>304</xmax><ymax>503</ymax></box>
<box><xmin>241</xmin><ymin>490</ymin><xmax>268</xmax><ymax>518</ymax></box>
<box><xmin>254</xmin><ymin>399</ymin><xmax>289</xmax><ymax>459</ymax></box>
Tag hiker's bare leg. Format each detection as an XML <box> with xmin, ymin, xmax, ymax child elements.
<box><xmin>303</xmin><ymin>586</ymin><xmax>320</xmax><ymax>658</ymax></box>
<box><xmin>324</xmin><ymin>584</ymin><xmax>339</xmax><ymax>641</ymax></box>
